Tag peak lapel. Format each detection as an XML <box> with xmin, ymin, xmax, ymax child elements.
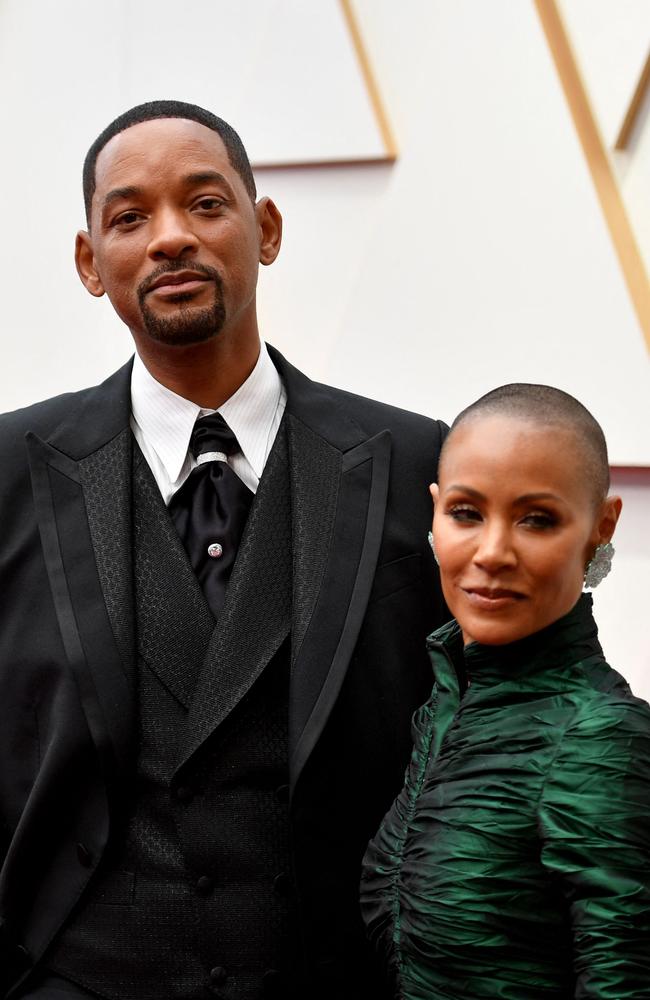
<box><xmin>267</xmin><ymin>346</ymin><xmax>393</xmax><ymax>792</ymax></box>
<box><xmin>288</xmin><ymin>421</ymin><xmax>391</xmax><ymax>790</ymax></box>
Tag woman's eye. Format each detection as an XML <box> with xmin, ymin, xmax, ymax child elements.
<box><xmin>521</xmin><ymin>511</ymin><xmax>556</xmax><ymax>529</ymax></box>
<box><xmin>447</xmin><ymin>504</ymin><xmax>482</xmax><ymax>522</ymax></box>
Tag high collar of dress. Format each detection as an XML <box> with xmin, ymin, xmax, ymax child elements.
<box><xmin>427</xmin><ymin>594</ymin><xmax>602</xmax><ymax>691</ymax></box>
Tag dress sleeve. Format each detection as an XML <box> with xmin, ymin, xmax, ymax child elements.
<box><xmin>360</xmin><ymin>693</ymin><xmax>437</xmax><ymax>973</ymax></box>
<box><xmin>537</xmin><ymin>696</ymin><xmax>650</xmax><ymax>998</ymax></box>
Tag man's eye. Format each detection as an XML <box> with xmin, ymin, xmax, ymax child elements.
<box><xmin>447</xmin><ymin>505</ymin><xmax>481</xmax><ymax>522</ymax></box>
<box><xmin>114</xmin><ymin>211</ymin><xmax>142</xmax><ymax>227</ymax></box>
<box><xmin>194</xmin><ymin>197</ymin><xmax>224</xmax><ymax>212</ymax></box>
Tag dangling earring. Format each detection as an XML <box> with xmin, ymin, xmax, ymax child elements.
<box><xmin>584</xmin><ymin>542</ymin><xmax>615</xmax><ymax>590</ymax></box>
<box><xmin>428</xmin><ymin>531</ymin><xmax>439</xmax><ymax>566</ymax></box>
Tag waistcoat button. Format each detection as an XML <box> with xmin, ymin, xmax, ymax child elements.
<box><xmin>262</xmin><ymin>969</ymin><xmax>284</xmax><ymax>996</ymax></box>
<box><xmin>196</xmin><ymin>875</ymin><xmax>214</xmax><ymax>896</ymax></box>
<box><xmin>273</xmin><ymin>871</ymin><xmax>291</xmax><ymax>896</ymax></box>
<box><xmin>275</xmin><ymin>783</ymin><xmax>290</xmax><ymax>803</ymax></box>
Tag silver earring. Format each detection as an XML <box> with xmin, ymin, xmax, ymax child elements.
<box><xmin>584</xmin><ymin>542</ymin><xmax>615</xmax><ymax>589</ymax></box>
<box><xmin>428</xmin><ymin>531</ymin><xmax>439</xmax><ymax>566</ymax></box>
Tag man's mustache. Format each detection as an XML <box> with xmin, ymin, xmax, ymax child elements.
<box><xmin>138</xmin><ymin>261</ymin><xmax>223</xmax><ymax>299</ymax></box>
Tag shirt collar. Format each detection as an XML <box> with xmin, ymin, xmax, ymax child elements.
<box><xmin>130</xmin><ymin>343</ymin><xmax>283</xmax><ymax>485</ymax></box>
<box><xmin>218</xmin><ymin>342</ymin><xmax>284</xmax><ymax>480</ymax></box>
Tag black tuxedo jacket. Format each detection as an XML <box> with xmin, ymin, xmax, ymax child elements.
<box><xmin>0</xmin><ymin>346</ymin><xmax>447</xmax><ymax>997</ymax></box>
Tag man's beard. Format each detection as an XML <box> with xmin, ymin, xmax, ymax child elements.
<box><xmin>137</xmin><ymin>262</ymin><xmax>226</xmax><ymax>346</ymax></box>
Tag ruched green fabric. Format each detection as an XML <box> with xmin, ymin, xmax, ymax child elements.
<box><xmin>361</xmin><ymin>596</ymin><xmax>650</xmax><ymax>999</ymax></box>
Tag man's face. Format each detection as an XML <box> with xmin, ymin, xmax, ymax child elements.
<box><xmin>76</xmin><ymin>118</ymin><xmax>278</xmax><ymax>351</ymax></box>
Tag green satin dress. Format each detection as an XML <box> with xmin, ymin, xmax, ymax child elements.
<box><xmin>361</xmin><ymin>595</ymin><xmax>650</xmax><ymax>999</ymax></box>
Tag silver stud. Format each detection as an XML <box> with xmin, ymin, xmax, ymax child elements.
<box><xmin>207</xmin><ymin>542</ymin><xmax>223</xmax><ymax>559</ymax></box>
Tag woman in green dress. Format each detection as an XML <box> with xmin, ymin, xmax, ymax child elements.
<box><xmin>361</xmin><ymin>383</ymin><xmax>650</xmax><ymax>999</ymax></box>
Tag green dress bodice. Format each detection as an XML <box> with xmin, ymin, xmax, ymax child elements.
<box><xmin>361</xmin><ymin>596</ymin><xmax>650</xmax><ymax>999</ymax></box>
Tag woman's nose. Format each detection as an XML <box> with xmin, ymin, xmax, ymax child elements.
<box><xmin>472</xmin><ymin>522</ymin><xmax>517</xmax><ymax>572</ymax></box>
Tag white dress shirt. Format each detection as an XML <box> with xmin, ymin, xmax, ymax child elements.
<box><xmin>130</xmin><ymin>343</ymin><xmax>286</xmax><ymax>505</ymax></box>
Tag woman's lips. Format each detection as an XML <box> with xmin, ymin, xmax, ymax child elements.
<box><xmin>462</xmin><ymin>587</ymin><xmax>526</xmax><ymax>610</ymax></box>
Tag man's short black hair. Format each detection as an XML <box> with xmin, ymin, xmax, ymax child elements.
<box><xmin>82</xmin><ymin>99</ymin><xmax>257</xmax><ymax>225</ymax></box>
<box><xmin>441</xmin><ymin>382</ymin><xmax>611</xmax><ymax>504</ymax></box>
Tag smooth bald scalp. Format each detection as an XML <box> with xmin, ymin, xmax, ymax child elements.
<box><xmin>82</xmin><ymin>99</ymin><xmax>257</xmax><ymax>225</ymax></box>
<box><xmin>440</xmin><ymin>383</ymin><xmax>610</xmax><ymax>505</ymax></box>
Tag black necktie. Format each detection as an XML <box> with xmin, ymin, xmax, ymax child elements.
<box><xmin>169</xmin><ymin>412</ymin><xmax>254</xmax><ymax>617</ymax></box>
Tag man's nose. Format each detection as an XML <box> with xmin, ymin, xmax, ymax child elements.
<box><xmin>472</xmin><ymin>521</ymin><xmax>517</xmax><ymax>572</ymax></box>
<box><xmin>147</xmin><ymin>208</ymin><xmax>199</xmax><ymax>260</ymax></box>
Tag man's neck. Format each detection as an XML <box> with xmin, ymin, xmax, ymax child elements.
<box><xmin>134</xmin><ymin>335</ymin><xmax>261</xmax><ymax>409</ymax></box>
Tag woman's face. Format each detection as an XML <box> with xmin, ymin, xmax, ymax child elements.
<box><xmin>431</xmin><ymin>415</ymin><xmax>621</xmax><ymax>646</ymax></box>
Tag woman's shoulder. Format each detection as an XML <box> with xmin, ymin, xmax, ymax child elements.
<box><xmin>543</xmin><ymin>659</ymin><xmax>650</xmax><ymax>807</ymax></box>
<box><xmin>568</xmin><ymin>655</ymin><xmax>650</xmax><ymax>736</ymax></box>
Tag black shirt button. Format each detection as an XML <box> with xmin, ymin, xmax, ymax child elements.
<box><xmin>275</xmin><ymin>783</ymin><xmax>290</xmax><ymax>803</ymax></box>
<box><xmin>76</xmin><ymin>842</ymin><xmax>93</xmax><ymax>867</ymax></box>
<box><xmin>209</xmin><ymin>966</ymin><xmax>227</xmax><ymax>985</ymax></box>
<box><xmin>262</xmin><ymin>969</ymin><xmax>284</xmax><ymax>997</ymax></box>
<box><xmin>196</xmin><ymin>875</ymin><xmax>214</xmax><ymax>896</ymax></box>
<box><xmin>174</xmin><ymin>785</ymin><xmax>194</xmax><ymax>804</ymax></box>
<box><xmin>273</xmin><ymin>872</ymin><xmax>291</xmax><ymax>896</ymax></box>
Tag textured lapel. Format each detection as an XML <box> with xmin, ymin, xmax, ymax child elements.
<box><xmin>177</xmin><ymin>421</ymin><xmax>292</xmax><ymax>770</ymax></box>
<box><xmin>267</xmin><ymin>347</ymin><xmax>392</xmax><ymax>791</ymax></box>
<box><xmin>78</xmin><ymin>430</ymin><xmax>135</xmax><ymax>684</ymax></box>
<box><xmin>132</xmin><ymin>446</ymin><xmax>215</xmax><ymax>708</ymax></box>
<box><xmin>25</xmin><ymin>361</ymin><xmax>136</xmax><ymax>777</ymax></box>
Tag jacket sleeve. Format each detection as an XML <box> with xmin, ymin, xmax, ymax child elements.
<box><xmin>537</xmin><ymin>697</ymin><xmax>650</xmax><ymax>999</ymax></box>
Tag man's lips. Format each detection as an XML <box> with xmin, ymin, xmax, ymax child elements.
<box><xmin>461</xmin><ymin>586</ymin><xmax>526</xmax><ymax>608</ymax></box>
<box><xmin>146</xmin><ymin>270</ymin><xmax>212</xmax><ymax>295</ymax></box>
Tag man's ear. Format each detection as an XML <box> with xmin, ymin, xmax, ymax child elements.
<box><xmin>75</xmin><ymin>230</ymin><xmax>105</xmax><ymax>297</ymax></box>
<box><xmin>255</xmin><ymin>197</ymin><xmax>283</xmax><ymax>266</ymax></box>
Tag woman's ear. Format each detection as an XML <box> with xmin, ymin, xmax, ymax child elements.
<box><xmin>430</xmin><ymin>482</ymin><xmax>439</xmax><ymax>505</ymax></box>
<box><xmin>597</xmin><ymin>494</ymin><xmax>622</xmax><ymax>545</ymax></box>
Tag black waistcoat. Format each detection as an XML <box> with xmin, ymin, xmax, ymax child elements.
<box><xmin>45</xmin><ymin>425</ymin><xmax>297</xmax><ymax>1000</ymax></box>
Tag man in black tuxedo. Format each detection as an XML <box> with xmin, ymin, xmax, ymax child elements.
<box><xmin>0</xmin><ymin>101</ymin><xmax>447</xmax><ymax>1000</ymax></box>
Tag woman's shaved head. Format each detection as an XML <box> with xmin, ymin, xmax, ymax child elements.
<box><xmin>440</xmin><ymin>383</ymin><xmax>610</xmax><ymax>507</ymax></box>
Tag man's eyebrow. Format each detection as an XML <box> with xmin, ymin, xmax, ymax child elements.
<box><xmin>183</xmin><ymin>171</ymin><xmax>234</xmax><ymax>191</ymax></box>
<box><xmin>100</xmin><ymin>173</ymin><xmax>233</xmax><ymax>208</ymax></box>
<box><xmin>102</xmin><ymin>185</ymin><xmax>142</xmax><ymax>209</ymax></box>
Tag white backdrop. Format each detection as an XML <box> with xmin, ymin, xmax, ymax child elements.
<box><xmin>0</xmin><ymin>0</ymin><xmax>648</xmax><ymax>696</ymax></box>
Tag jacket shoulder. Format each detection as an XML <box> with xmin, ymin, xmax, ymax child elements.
<box><xmin>0</xmin><ymin>388</ymin><xmax>94</xmax><ymax>464</ymax></box>
<box><xmin>319</xmin><ymin>381</ymin><xmax>447</xmax><ymax>440</ymax></box>
<box><xmin>0</xmin><ymin>360</ymin><xmax>133</xmax><ymax>468</ymax></box>
<box><xmin>269</xmin><ymin>343</ymin><xmax>448</xmax><ymax>452</ymax></box>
